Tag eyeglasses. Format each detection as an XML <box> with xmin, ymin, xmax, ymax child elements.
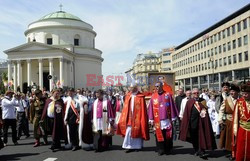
<box><xmin>155</xmin><ymin>86</ymin><xmax>159</xmax><ymax>87</ymax></box>
<box><xmin>192</xmin><ymin>92</ymin><xmax>199</xmax><ymax>94</ymax></box>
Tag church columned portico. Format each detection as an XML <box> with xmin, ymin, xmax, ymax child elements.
<box><xmin>7</xmin><ymin>57</ymin><xmax>74</xmax><ymax>92</ymax></box>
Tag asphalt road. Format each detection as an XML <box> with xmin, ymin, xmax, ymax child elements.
<box><xmin>0</xmin><ymin>129</ymin><xmax>229</xmax><ymax>161</ymax></box>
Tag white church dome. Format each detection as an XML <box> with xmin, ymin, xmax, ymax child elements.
<box><xmin>24</xmin><ymin>11</ymin><xmax>96</xmax><ymax>48</ymax></box>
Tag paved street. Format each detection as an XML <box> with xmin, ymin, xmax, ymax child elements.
<box><xmin>0</xmin><ymin>128</ymin><xmax>229</xmax><ymax>161</ymax></box>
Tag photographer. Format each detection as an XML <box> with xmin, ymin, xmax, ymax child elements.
<box><xmin>15</xmin><ymin>92</ymin><xmax>30</xmax><ymax>140</ymax></box>
<box><xmin>1</xmin><ymin>90</ymin><xmax>19</xmax><ymax>146</ymax></box>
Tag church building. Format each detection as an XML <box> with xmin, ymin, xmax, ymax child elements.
<box><xmin>4</xmin><ymin>9</ymin><xmax>103</xmax><ymax>92</ymax></box>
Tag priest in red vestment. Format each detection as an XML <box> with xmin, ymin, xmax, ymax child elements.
<box><xmin>232</xmin><ymin>81</ymin><xmax>250</xmax><ymax>161</ymax></box>
<box><xmin>179</xmin><ymin>88</ymin><xmax>217</xmax><ymax>159</ymax></box>
<box><xmin>117</xmin><ymin>82</ymin><xmax>149</xmax><ymax>153</ymax></box>
<box><xmin>148</xmin><ymin>82</ymin><xmax>179</xmax><ymax>155</ymax></box>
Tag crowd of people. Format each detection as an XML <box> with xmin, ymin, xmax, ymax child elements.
<box><xmin>0</xmin><ymin>78</ymin><xmax>249</xmax><ymax>161</ymax></box>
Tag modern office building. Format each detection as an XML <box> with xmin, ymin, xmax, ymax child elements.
<box><xmin>161</xmin><ymin>47</ymin><xmax>175</xmax><ymax>72</ymax></box>
<box><xmin>172</xmin><ymin>4</ymin><xmax>250</xmax><ymax>91</ymax></box>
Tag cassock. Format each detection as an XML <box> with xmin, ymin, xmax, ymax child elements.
<box><xmin>232</xmin><ymin>97</ymin><xmax>250</xmax><ymax>161</ymax></box>
<box><xmin>64</xmin><ymin>96</ymin><xmax>80</xmax><ymax>149</ymax></box>
<box><xmin>179</xmin><ymin>98</ymin><xmax>217</xmax><ymax>152</ymax></box>
<box><xmin>117</xmin><ymin>92</ymin><xmax>149</xmax><ymax>150</ymax></box>
<box><xmin>78</xmin><ymin>95</ymin><xmax>93</xmax><ymax>149</ymax></box>
<box><xmin>42</xmin><ymin>97</ymin><xmax>66</xmax><ymax>150</ymax></box>
<box><xmin>92</xmin><ymin>98</ymin><xmax>114</xmax><ymax>151</ymax></box>
<box><xmin>148</xmin><ymin>92</ymin><xmax>179</xmax><ymax>154</ymax></box>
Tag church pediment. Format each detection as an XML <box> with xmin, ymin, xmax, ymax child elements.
<box><xmin>4</xmin><ymin>42</ymin><xmax>61</xmax><ymax>53</ymax></box>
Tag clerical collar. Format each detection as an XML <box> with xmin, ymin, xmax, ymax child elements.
<box><xmin>158</xmin><ymin>91</ymin><xmax>164</xmax><ymax>95</ymax></box>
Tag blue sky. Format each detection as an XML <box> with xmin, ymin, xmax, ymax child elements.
<box><xmin>0</xmin><ymin>0</ymin><xmax>249</xmax><ymax>77</ymax></box>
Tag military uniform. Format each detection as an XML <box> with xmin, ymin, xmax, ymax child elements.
<box><xmin>30</xmin><ymin>97</ymin><xmax>47</xmax><ymax>146</ymax></box>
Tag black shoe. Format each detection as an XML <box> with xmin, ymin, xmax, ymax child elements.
<box><xmin>194</xmin><ymin>151</ymin><xmax>200</xmax><ymax>156</ymax></box>
<box><xmin>72</xmin><ymin>146</ymin><xmax>78</xmax><ymax>151</ymax></box>
<box><xmin>158</xmin><ymin>149</ymin><xmax>164</xmax><ymax>156</ymax></box>
<box><xmin>199</xmin><ymin>152</ymin><xmax>208</xmax><ymax>159</ymax></box>
<box><xmin>229</xmin><ymin>156</ymin><xmax>235</xmax><ymax>161</ymax></box>
<box><xmin>125</xmin><ymin>149</ymin><xmax>135</xmax><ymax>153</ymax></box>
<box><xmin>17</xmin><ymin>137</ymin><xmax>20</xmax><ymax>140</ymax></box>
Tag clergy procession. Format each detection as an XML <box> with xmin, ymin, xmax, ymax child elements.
<box><xmin>0</xmin><ymin>78</ymin><xmax>249</xmax><ymax>161</ymax></box>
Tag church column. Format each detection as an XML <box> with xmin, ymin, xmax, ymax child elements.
<box><xmin>64</xmin><ymin>59</ymin><xmax>68</xmax><ymax>87</ymax></box>
<box><xmin>13</xmin><ymin>62</ymin><xmax>17</xmax><ymax>91</ymax></box>
<box><xmin>17</xmin><ymin>60</ymin><xmax>22</xmax><ymax>92</ymax></box>
<box><xmin>59</xmin><ymin>58</ymin><xmax>64</xmax><ymax>87</ymax></box>
<box><xmin>27</xmin><ymin>59</ymin><xmax>31</xmax><ymax>87</ymax></box>
<box><xmin>7</xmin><ymin>60</ymin><xmax>11</xmax><ymax>88</ymax></box>
<box><xmin>38</xmin><ymin>59</ymin><xmax>43</xmax><ymax>90</ymax></box>
<box><xmin>49</xmin><ymin>58</ymin><xmax>53</xmax><ymax>91</ymax></box>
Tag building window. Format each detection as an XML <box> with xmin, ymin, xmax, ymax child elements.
<box><xmin>210</xmin><ymin>37</ymin><xmax>213</xmax><ymax>44</ymax></box>
<box><xmin>74</xmin><ymin>34</ymin><xmax>80</xmax><ymax>46</ymax></box>
<box><xmin>207</xmin><ymin>50</ymin><xmax>210</xmax><ymax>57</ymax></box>
<box><xmin>227</xmin><ymin>28</ymin><xmax>230</xmax><ymax>36</ymax></box>
<box><xmin>215</xmin><ymin>47</ymin><xmax>217</xmax><ymax>55</ymax></box>
<box><xmin>233</xmin><ymin>40</ymin><xmax>236</xmax><ymax>49</ymax></box>
<box><xmin>223</xmin><ymin>30</ymin><xmax>226</xmax><ymax>38</ymax></box>
<box><xmin>74</xmin><ymin>39</ymin><xmax>79</xmax><ymax>46</ymax></box>
<box><xmin>204</xmin><ymin>40</ymin><xmax>206</xmax><ymax>47</ymax></box>
<box><xmin>219</xmin><ymin>45</ymin><xmax>222</xmax><ymax>53</ymax></box>
<box><xmin>47</xmin><ymin>38</ymin><xmax>52</xmax><ymax>45</ymax></box>
<box><xmin>211</xmin><ymin>48</ymin><xmax>214</xmax><ymax>56</ymax></box>
<box><xmin>223</xmin><ymin>57</ymin><xmax>227</xmax><ymax>66</ymax></box>
<box><xmin>223</xmin><ymin>43</ymin><xmax>226</xmax><ymax>52</ymax></box>
<box><xmin>238</xmin><ymin>37</ymin><xmax>242</xmax><ymax>47</ymax></box>
<box><xmin>214</xmin><ymin>35</ymin><xmax>217</xmax><ymax>42</ymax></box>
<box><xmin>237</xmin><ymin>22</ymin><xmax>241</xmax><ymax>32</ymax></box>
<box><xmin>205</xmin><ymin>63</ymin><xmax>207</xmax><ymax>70</ymax></box>
<box><xmin>218</xmin><ymin>32</ymin><xmax>221</xmax><ymax>40</ymax></box>
<box><xmin>204</xmin><ymin>51</ymin><xmax>206</xmax><ymax>58</ymax></box>
<box><xmin>243</xmin><ymin>19</ymin><xmax>247</xmax><ymax>29</ymax></box>
<box><xmin>228</xmin><ymin>42</ymin><xmax>231</xmax><ymax>51</ymax></box>
<box><xmin>232</xmin><ymin>25</ymin><xmax>235</xmax><ymax>34</ymax></box>
<box><xmin>228</xmin><ymin>56</ymin><xmax>231</xmax><ymax>65</ymax></box>
<box><xmin>219</xmin><ymin>59</ymin><xmax>222</xmax><ymax>67</ymax></box>
<box><xmin>238</xmin><ymin>53</ymin><xmax>242</xmax><ymax>62</ymax></box>
<box><xmin>215</xmin><ymin>59</ymin><xmax>218</xmax><ymax>68</ymax></box>
<box><xmin>233</xmin><ymin>54</ymin><xmax>237</xmax><ymax>63</ymax></box>
<box><xmin>198</xmin><ymin>54</ymin><xmax>200</xmax><ymax>60</ymax></box>
<box><xmin>201</xmin><ymin>52</ymin><xmax>203</xmax><ymax>59</ymax></box>
<box><xmin>244</xmin><ymin>35</ymin><xmax>248</xmax><ymax>45</ymax></box>
<box><xmin>244</xmin><ymin>51</ymin><xmax>248</xmax><ymax>61</ymax></box>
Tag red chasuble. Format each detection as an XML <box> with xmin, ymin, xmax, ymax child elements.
<box><xmin>232</xmin><ymin>97</ymin><xmax>250</xmax><ymax>161</ymax></box>
<box><xmin>116</xmin><ymin>92</ymin><xmax>149</xmax><ymax>140</ymax></box>
<box><xmin>151</xmin><ymin>92</ymin><xmax>171</xmax><ymax>142</ymax></box>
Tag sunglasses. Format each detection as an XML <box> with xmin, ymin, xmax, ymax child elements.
<box><xmin>155</xmin><ymin>86</ymin><xmax>160</xmax><ymax>87</ymax></box>
<box><xmin>192</xmin><ymin>92</ymin><xmax>199</xmax><ymax>94</ymax></box>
